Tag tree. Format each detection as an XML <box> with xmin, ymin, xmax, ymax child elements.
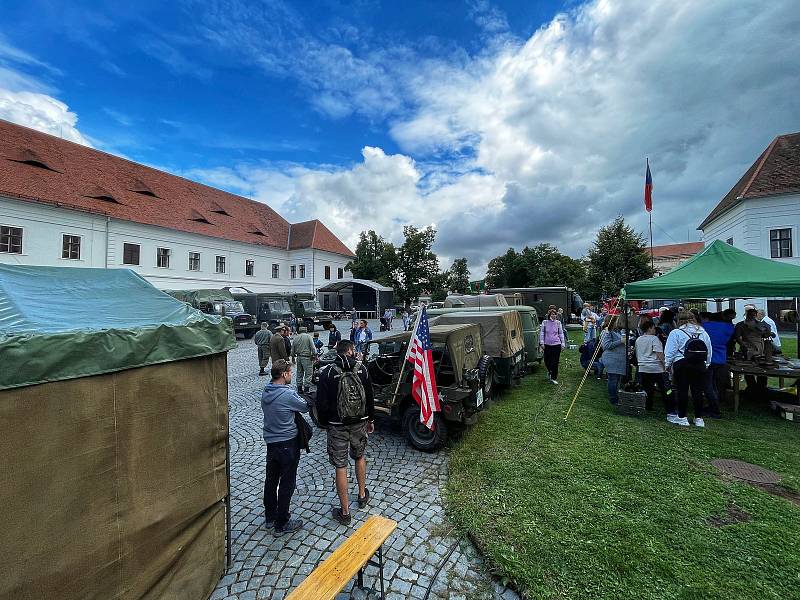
<box><xmin>396</xmin><ymin>225</ymin><xmax>441</xmax><ymax>305</ymax></box>
<box><xmin>485</xmin><ymin>248</ymin><xmax>527</xmax><ymax>288</ymax></box>
<box><xmin>345</xmin><ymin>230</ymin><xmax>398</xmax><ymax>287</ymax></box>
<box><xmin>485</xmin><ymin>244</ymin><xmax>586</xmax><ymax>291</ymax></box>
<box><xmin>448</xmin><ymin>257</ymin><xmax>470</xmax><ymax>294</ymax></box>
<box><xmin>584</xmin><ymin>216</ymin><xmax>654</xmax><ymax>299</ymax></box>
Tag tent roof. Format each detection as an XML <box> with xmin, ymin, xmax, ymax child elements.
<box><xmin>317</xmin><ymin>278</ymin><xmax>393</xmax><ymax>293</ymax></box>
<box><xmin>623</xmin><ymin>240</ymin><xmax>800</xmax><ymax>299</ymax></box>
<box><xmin>0</xmin><ymin>265</ymin><xmax>236</xmax><ymax>389</ymax></box>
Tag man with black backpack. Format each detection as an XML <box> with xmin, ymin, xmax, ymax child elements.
<box><xmin>664</xmin><ymin>310</ymin><xmax>713</xmax><ymax>428</ymax></box>
<box><xmin>315</xmin><ymin>340</ymin><xmax>375</xmax><ymax>526</ymax></box>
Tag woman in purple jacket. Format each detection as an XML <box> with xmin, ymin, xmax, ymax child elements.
<box><xmin>539</xmin><ymin>308</ymin><xmax>567</xmax><ymax>384</ymax></box>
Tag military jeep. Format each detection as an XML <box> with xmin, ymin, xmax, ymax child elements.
<box><xmin>311</xmin><ymin>323</ymin><xmax>494</xmax><ymax>451</ymax></box>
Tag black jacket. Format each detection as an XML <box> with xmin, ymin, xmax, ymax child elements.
<box><xmin>327</xmin><ymin>329</ymin><xmax>342</xmax><ymax>348</ymax></box>
<box><xmin>316</xmin><ymin>354</ymin><xmax>375</xmax><ymax>426</ymax></box>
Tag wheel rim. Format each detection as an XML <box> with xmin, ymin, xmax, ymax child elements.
<box><xmin>408</xmin><ymin>413</ymin><xmax>435</xmax><ymax>445</ymax></box>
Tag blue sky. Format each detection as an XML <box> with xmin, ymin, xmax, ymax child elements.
<box><xmin>2</xmin><ymin>0</ymin><xmax>799</xmax><ymax>275</ymax></box>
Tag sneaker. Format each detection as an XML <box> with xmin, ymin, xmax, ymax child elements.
<box><xmin>674</xmin><ymin>417</ymin><xmax>690</xmax><ymax>426</ymax></box>
<box><xmin>357</xmin><ymin>489</ymin><xmax>370</xmax><ymax>508</ymax></box>
<box><xmin>274</xmin><ymin>519</ymin><xmax>303</xmax><ymax>535</ymax></box>
<box><xmin>264</xmin><ymin>517</ymin><xmax>275</xmax><ymax>529</ymax></box>
<box><xmin>258</xmin><ymin>369</ymin><xmax>266</xmax><ymax>376</ymax></box>
<box><xmin>551</xmin><ymin>379</ymin><xmax>559</xmax><ymax>385</ymax></box>
<box><xmin>694</xmin><ymin>418</ymin><xmax>705</xmax><ymax>428</ymax></box>
<box><xmin>332</xmin><ymin>507</ymin><xmax>352</xmax><ymax>525</ymax></box>
<box><xmin>666</xmin><ymin>413</ymin><xmax>679</xmax><ymax>423</ymax></box>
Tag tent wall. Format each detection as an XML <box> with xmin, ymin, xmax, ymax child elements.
<box><xmin>0</xmin><ymin>353</ymin><xmax>229</xmax><ymax>600</ymax></box>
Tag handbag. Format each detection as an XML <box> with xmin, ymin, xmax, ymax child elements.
<box><xmin>294</xmin><ymin>412</ymin><xmax>313</xmax><ymax>453</ymax></box>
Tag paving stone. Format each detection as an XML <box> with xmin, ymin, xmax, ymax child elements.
<box><xmin>210</xmin><ymin>334</ymin><xmax>510</xmax><ymax>600</ymax></box>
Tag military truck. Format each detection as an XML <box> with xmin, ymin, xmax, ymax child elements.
<box><xmin>428</xmin><ymin>311</ymin><xmax>526</xmax><ymax>386</ymax></box>
<box><xmin>285</xmin><ymin>293</ymin><xmax>335</xmax><ymax>332</ymax></box>
<box><xmin>311</xmin><ymin>323</ymin><xmax>494</xmax><ymax>451</ymax></box>
<box><xmin>164</xmin><ymin>289</ymin><xmax>258</xmax><ymax>338</ymax></box>
<box><xmin>427</xmin><ymin>305</ymin><xmax>542</xmax><ymax>368</ymax></box>
<box><xmin>490</xmin><ymin>286</ymin><xmax>584</xmax><ymax>321</ymax></box>
<box><xmin>231</xmin><ymin>292</ymin><xmax>294</xmax><ymax>331</ymax></box>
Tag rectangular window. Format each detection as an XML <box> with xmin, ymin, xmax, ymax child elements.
<box><xmin>324</xmin><ymin>265</ymin><xmax>331</xmax><ymax>280</ymax></box>
<box><xmin>726</xmin><ymin>237</ymin><xmax>734</xmax><ymax>246</ymax></box>
<box><xmin>770</xmin><ymin>228</ymin><xmax>792</xmax><ymax>258</ymax></box>
<box><xmin>0</xmin><ymin>225</ymin><xmax>23</xmax><ymax>254</ymax></box>
<box><xmin>245</xmin><ymin>259</ymin><xmax>255</xmax><ymax>276</ymax></box>
<box><xmin>299</xmin><ymin>264</ymin><xmax>305</xmax><ymax>278</ymax></box>
<box><xmin>61</xmin><ymin>234</ymin><xmax>81</xmax><ymax>260</ymax></box>
<box><xmin>215</xmin><ymin>255</ymin><xmax>226</xmax><ymax>274</ymax></box>
<box><xmin>123</xmin><ymin>243</ymin><xmax>140</xmax><ymax>265</ymax></box>
<box><xmin>337</xmin><ymin>267</ymin><xmax>344</xmax><ymax>279</ymax></box>
<box><xmin>290</xmin><ymin>265</ymin><xmax>297</xmax><ymax>279</ymax></box>
<box><xmin>157</xmin><ymin>247</ymin><xmax>170</xmax><ymax>268</ymax></box>
<box><xmin>188</xmin><ymin>252</ymin><xmax>200</xmax><ymax>271</ymax></box>
<box><xmin>272</xmin><ymin>263</ymin><xmax>279</xmax><ymax>279</ymax></box>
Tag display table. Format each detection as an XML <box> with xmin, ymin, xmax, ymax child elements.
<box><xmin>729</xmin><ymin>357</ymin><xmax>800</xmax><ymax>415</ymax></box>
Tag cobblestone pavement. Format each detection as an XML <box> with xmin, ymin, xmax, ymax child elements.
<box><xmin>212</xmin><ymin>323</ymin><xmax>519</xmax><ymax>600</ymax></box>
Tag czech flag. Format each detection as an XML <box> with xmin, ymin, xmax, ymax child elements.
<box><xmin>644</xmin><ymin>159</ymin><xmax>653</xmax><ymax>213</ymax></box>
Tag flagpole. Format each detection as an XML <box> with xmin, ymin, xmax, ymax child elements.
<box><xmin>391</xmin><ymin>308</ymin><xmax>421</xmax><ymax>404</ymax></box>
<box><xmin>649</xmin><ymin>210</ymin><xmax>654</xmax><ymax>271</ymax></box>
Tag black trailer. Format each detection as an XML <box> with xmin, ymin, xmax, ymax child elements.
<box><xmin>490</xmin><ymin>286</ymin><xmax>584</xmax><ymax>321</ymax></box>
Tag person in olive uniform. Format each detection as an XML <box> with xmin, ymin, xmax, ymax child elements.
<box><xmin>270</xmin><ymin>325</ymin><xmax>291</xmax><ymax>363</ymax></box>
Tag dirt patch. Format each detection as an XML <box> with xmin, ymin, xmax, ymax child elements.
<box><xmin>755</xmin><ymin>483</ymin><xmax>800</xmax><ymax>507</ymax></box>
<box><xmin>707</xmin><ymin>502</ymin><xmax>751</xmax><ymax>527</ymax></box>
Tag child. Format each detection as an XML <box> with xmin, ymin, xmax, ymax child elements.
<box><xmin>312</xmin><ymin>332</ymin><xmax>324</xmax><ymax>355</ymax></box>
<box><xmin>579</xmin><ymin>337</ymin><xmax>604</xmax><ymax>380</ymax></box>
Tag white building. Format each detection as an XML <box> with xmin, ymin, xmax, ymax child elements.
<box><xmin>0</xmin><ymin>119</ymin><xmax>353</xmax><ymax>293</ymax></box>
<box><xmin>699</xmin><ymin>131</ymin><xmax>800</xmax><ymax>326</ymax></box>
<box><xmin>650</xmin><ymin>242</ymin><xmax>704</xmax><ymax>277</ymax></box>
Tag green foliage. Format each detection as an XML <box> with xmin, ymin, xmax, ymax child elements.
<box><xmin>396</xmin><ymin>225</ymin><xmax>442</xmax><ymax>305</ymax></box>
<box><xmin>345</xmin><ymin>230</ymin><xmax>398</xmax><ymax>287</ymax></box>
<box><xmin>485</xmin><ymin>244</ymin><xmax>586</xmax><ymax>291</ymax></box>
<box><xmin>584</xmin><ymin>216</ymin><xmax>654</xmax><ymax>299</ymax></box>
<box><xmin>448</xmin><ymin>257</ymin><xmax>471</xmax><ymax>294</ymax></box>
<box><xmin>446</xmin><ymin>330</ymin><xmax>800</xmax><ymax>599</ymax></box>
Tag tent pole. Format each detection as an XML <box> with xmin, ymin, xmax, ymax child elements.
<box><xmin>649</xmin><ymin>212</ymin><xmax>654</xmax><ymax>272</ymax></box>
<box><xmin>796</xmin><ymin>297</ymin><xmax>799</xmax><ymax>360</ymax></box>
<box><xmin>624</xmin><ymin>300</ymin><xmax>630</xmax><ymax>382</ymax></box>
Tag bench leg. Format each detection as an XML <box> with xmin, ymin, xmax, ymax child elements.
<box><xmin>357</xmin><ymin>567</ymin><xmax>364</xmax><ymax>588</ymax></box>
<box><xmin>378</xmin><ymin>545</ymin><xmax>385</xmax><ymax>599</ymax></box>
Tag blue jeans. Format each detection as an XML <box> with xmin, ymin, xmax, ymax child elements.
<box><xmin>584</xmin><ymin>325</ymin><xmax>596</xmax><ymax>342</ymax></box>
<box><xmin>607</xmin><ymin>373</ymin><xmax>622</xmax><ymax>405</ymax></box>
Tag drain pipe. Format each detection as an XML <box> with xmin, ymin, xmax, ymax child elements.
<box><xmin>104</xmin><ymin>217</ymin><xmax>110</xmax><ymax>269</ymax></box>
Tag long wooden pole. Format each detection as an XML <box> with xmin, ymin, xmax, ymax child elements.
<box><xmin>649</xmin><ymin>211</ymin><xmax>654</xmax><ymax>272</ymax></box>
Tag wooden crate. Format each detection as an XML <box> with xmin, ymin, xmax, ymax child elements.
<box><xmin>616</xmin><ymin>389</ymin><xmax>647</xmax><ymax>417</ymax></box>
<box><xmin>771</xmin><ymin>401</ymin><xmax>800</xmax><ymax>422</ymax></box>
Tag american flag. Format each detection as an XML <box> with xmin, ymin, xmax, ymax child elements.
<box><xmin>408</xmin><ymin>307</ymin><xmax>440</xmax><ymax>430</ymax></box>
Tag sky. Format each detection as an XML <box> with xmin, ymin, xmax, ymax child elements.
<box><xmin>1</xmin><ymin>0</ymin><xmax>799</xmax><ymax>277</ymax></box>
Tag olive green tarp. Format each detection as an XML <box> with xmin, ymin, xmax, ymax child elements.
<box><xmin>623</xmin><ymin>240</ymin><xmax>800</xmax><ymax>300</ymax></box>
<box><xmin>429</xmin><ymin>311</ymin><xmax>525</xmax><ymax>358</ymax></box>
<box><xmin>0</xmin><ymin>265</ymin><xmax>236</xmax><ymax>390</ymax></box>
<box><xmin>443</xmin><ymin>293</ymin><xmax>508</xmax><ymax>308</ymax></box>
<box><xmin>164</xmin><ymin>288</ymin><xmax>235</xmax><ymax>306</ymax></box>
<box><xmin>0</xmin><ymin>265</ymin><xmax>234</xmax><ymax>599</ymax></box>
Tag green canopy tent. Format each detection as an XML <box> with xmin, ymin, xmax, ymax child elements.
<box><xmin>0</xmin><ymin>265</ymin><xmax>236</xmax><ymax>599</ymax></box>
<box><xmin>623</xmin><ymin>239</ymin><xmax>800</xmax><ymax>356</ymax></box>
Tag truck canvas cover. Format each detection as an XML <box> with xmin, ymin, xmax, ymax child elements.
<box><xmin>444</xmin><ymin>294</ymin><xmax>508</xmax><ymax>308</ymax></box>
<box><xmin>0</xmin><ymin>265</ymin><xmax>234</xmax><ymax>599</ymax></box>
<box><xmin>166</xmin><ymin>288</ymin><xmax>235</xmax><ymax>305</ymax></box>
<box><xmin>430</xmin><ymin>311</ymin><xmax>524</xmax><ymax>358</ymax></box>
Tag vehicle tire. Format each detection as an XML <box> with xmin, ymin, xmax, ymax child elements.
<box><xmin>403</xmin><ymin>405</ymin><xmax>447</xmax><ymax>452</ymax></box>
<box><xmin>304</xmin><ymin>320</ymin><xmax>314</xmax><ymax>332</ymax></box>
<box><xmin>477</xmin><ymin>355</ymin><xmax>495</xmax><ymax>402</ymax></box>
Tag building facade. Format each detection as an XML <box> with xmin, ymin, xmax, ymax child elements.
<box><xmin>0</xmin><ymin>120</ymin><xmax>353</xmax><ymax>293</ymax></box>
<box><xmin>699</xmin><ymin>131</ymin><xmax>800</xmax><ymax>326</ymax></box>
<box><xmin>650</xmin><ymin>242</ymin><xmax>704</xmax><ymax>276</ymax></box>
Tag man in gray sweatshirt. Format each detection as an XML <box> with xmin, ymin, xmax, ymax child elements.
<box><xmin>261</xmin><ymin>359</ymin><xmax>310</xmax><ymax>535</ymax></box>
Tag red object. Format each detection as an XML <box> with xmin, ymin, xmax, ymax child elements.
<box><xmin>644</xmin><ymin>159</ymin><xmax>653</xmax><ymax>212</ymax></box>
<box><xmin>408</xmin><ymin>307</ymin><xmax>441</xmax><ymax>430</ymax></box>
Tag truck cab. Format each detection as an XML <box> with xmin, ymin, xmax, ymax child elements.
<box><xmin>287</xmin><ymin>294</ymin><xmax>335</xmax><ymax>332</ymax></box>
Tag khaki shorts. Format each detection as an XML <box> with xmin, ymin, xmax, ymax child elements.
<box><xmin>327</xmin><ymin>422</ymin><xmax>368</xmax><ymax>469</ymax></box>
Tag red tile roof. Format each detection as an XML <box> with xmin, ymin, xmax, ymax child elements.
<box><xmin>699</xmin><ymin>131</ymin><xmax>800</xmax><ymax>229</ymax></box>
<box><xmin>0</xmin><ymin>119</ymin><xmax>354</xmax><ymax>257</ymax></box>
<box><xmin>650</xmin><ymin>242</ymin><xmax>704</xmax><ymax>258</ymax></box>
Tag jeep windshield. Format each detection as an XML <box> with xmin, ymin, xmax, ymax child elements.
<box><xmin>301</xmin><ymin>300</ymin><xmax>323</xmax><ymax>312</ymax></box>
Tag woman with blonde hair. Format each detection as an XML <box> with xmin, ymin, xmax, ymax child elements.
<box><xmin>664</xmin><ymin>310</ymin><xmax>712</xmax><ymax>427</ymax></box>
<box><xmin>600</xmin><ymin>314</ymin><xmax>627</xmax><ymax>405</ymax></box>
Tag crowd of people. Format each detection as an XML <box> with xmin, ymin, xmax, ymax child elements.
<box><xmin>576</xmin><ymin>303</ymin><xmax>782</xmax><ymax>428</ymax></box>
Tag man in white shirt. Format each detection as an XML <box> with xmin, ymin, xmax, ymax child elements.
<box><xmin>756</xmin><ymin>309</ymin><xmax>781</xmax><ymax>353</ymax></box>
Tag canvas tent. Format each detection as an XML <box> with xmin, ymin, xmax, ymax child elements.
<box><xmin>443</xmin><ymin>294</ymin><xmax>508</xmax><ymax>308</ymax></box>
<box><xmin>624</xmin><ymin>240</ymin><xmax>800</xmax><ymax>300</ymax></box>
<box><xmin>0</xmin><ymin>265</ymin><xmax>236</xmax><ymax>599</ymax></box>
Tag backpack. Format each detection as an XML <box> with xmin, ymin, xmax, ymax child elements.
<box><xmin>679</xmin><ymin>329</ymin><xmax>708</xmax><ymax>370</ymax></box>
<box><xmin>332</xmin><ymin>364</ymin><xmax>366</xmax><ymax>420</ymax></box>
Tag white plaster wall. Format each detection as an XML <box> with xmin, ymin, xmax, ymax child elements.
<box><xmin>0</xmin><ymin>196</ymin><xmax>353</xmax><ymax>294</ymax></box>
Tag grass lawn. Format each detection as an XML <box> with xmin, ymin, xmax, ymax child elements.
<box><xmin>446</xmin><ymin>331</ymin><xmax>800</xmax><ymax>599</ymax></box>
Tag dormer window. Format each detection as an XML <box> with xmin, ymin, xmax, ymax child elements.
<box><xmin>210</xmin><ymin>202</ymin><xmax>231</xmax><ymax>216</ymax></box>
<box><xmin>84</xmin><ymin>185</ymin><xmax>122</xmax><ymax>204</ymax></box>
<box><xmin>248</xmin><ymin>226</ymin><xmax>266</xmax><ymax>236</ymax></box>
<box><xmin>189</xmin><ymin>209</ymin><xmax>212</xmax><ymax>224</ymax></box>
<box><xmin>128</xmin><ymin>178</ymin><xmax>158</xmax><ymax>197</ymax></box>
<box><xmin>7</xmin><ymin>148</ymin><xmax>61</xmax><ymax>173</ymax></box>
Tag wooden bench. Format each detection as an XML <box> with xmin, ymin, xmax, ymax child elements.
<box><xmin>286</xmin><ymin>515</ymin><xmax>397</xmax><ymax>600</ymax></box>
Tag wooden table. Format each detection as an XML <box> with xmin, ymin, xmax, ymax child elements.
<box><xmin>729</xmin><ymin>358</ymin><xmax>800</xmax><ymax>415</ymax></box>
